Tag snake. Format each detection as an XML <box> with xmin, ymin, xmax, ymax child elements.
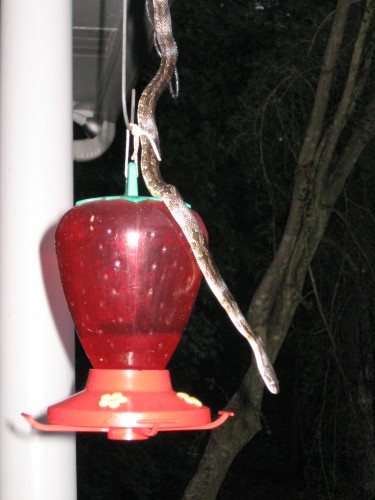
<box><xmin>136</xmin><ymin>0</ymin><xmax>279</xmax><ymax>394</ymax></box>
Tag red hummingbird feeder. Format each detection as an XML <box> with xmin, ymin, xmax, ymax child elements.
<box><xmin>23</xmin><ymin>164</ymin><xmax>233</xmax><ymax>440</ymax></box>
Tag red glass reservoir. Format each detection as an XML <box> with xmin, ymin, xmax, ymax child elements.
<box><xmin>23</xmin><ymin>191</ymin><xmax>234</xmax><ymax>439</ymax></box>
<box><xmin>55</xmin><ymin>197</ymin><xmax>208</xmax><ymax>370</ymax></box>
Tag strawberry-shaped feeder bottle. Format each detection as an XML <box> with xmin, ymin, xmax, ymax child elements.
<box><xmin>23</xmin><ymin>164</ymin><xmax>233</xmax><ymax>440</ymax></box>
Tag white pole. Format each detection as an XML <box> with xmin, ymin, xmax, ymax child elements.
<box><xmin>0</xmin><ymin>0</ymin><xmax>76</xmax><ymax>499</ymax></box>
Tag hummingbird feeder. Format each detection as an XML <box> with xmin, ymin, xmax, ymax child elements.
<box><xmin>23</xmin><ymin>164</ymin><xmax>233</xmax><ymax>440</ymax></box>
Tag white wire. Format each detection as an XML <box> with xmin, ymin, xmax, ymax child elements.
<box><xmin>124</xmin><ymin>90</ymin><xmax>138</xmax><ymax>178</ymax></box>
<box><xmin>121</xmin><ymin>0</ymin><xmax>130</xmax><ymax>128</ymax></box>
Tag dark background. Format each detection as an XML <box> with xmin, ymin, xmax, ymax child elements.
<box><xmin>74</xmin><ymin>1</ymin><xmax>375</xmax><ymax>498</ymax></box>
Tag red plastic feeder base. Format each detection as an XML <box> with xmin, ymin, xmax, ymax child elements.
<box><xmin>23</xmin><ymin>369</ymin><xmax>233</xmax><ymax>440</ymax></box>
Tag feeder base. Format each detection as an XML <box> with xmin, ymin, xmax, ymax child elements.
<box><xmin>22</xmin><ymin>369</ymin><xmax>233</xmax><ymax>440</ymax></box>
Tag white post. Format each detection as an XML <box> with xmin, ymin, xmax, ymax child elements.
<box><xmin>0</xmin><ymin>0</ymin><xmax>76</xmax><ymax>499</ymax></box>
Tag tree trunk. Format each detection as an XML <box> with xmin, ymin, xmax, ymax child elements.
<box><xmin>183</xmin><ymin>0</ymin><xmax>375</xmax><ymax>497</ymax></box>
<box><xmin>183</xmin><ymin>203</ymin><xmax>331</xmax><ymax>499</ymax></box>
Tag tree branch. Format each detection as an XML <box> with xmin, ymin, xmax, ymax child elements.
<box><xmin>297</xmin><ymin>0</ymin><xmax>351</xmax><ymax>169</ymax></box>
<box><xmin>182</xmin><ymin>2</ymin><xmax>375</xmax><ymax>498</ymax></box>
<box><xmin>315</xmin><ymin>0</ymin><xmax>375</xmax><ymax>191</ymax></box>
<box><xmin>326</xmin><ymin>91</ymin><xmax>375</xmax><ymax>201</ymax></box>
<box><xmin>249</xmin><ymin>0</ymin><xmax>354</xmax><ymax>334</ymax></box>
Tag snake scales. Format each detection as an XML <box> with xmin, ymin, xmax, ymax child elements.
<box><xmin>136</xmin><ymin>0</ymin><xmax>279</xmax><ymax>394</ymax></box>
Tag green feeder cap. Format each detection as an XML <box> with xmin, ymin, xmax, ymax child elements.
<box><xmin>125</xmin><ymin>162</ymin><xmax>139</xmax><ymax>197</ymax></box>
<box><xmin>75</xmin><ymin>161</ymin><xmax>191</xmax><ymax>207</ymax></box>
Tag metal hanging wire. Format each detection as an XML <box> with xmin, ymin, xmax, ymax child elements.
<box><xmin>122</xmin><ymin>0</ymin><xmax>130</xmax><ymax>129</ymax></box>
<box><xmin>122</xmin><ymin>0</ymin><xmax>139</xmax><ymax>181</ymax></box>
<box><xmin>123</xmin><ymin>0</ymin><xmax>177</xmax><ymax>184</ymax></box>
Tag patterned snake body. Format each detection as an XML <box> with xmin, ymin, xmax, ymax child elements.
<box><xmin>137</xmin><ymin>0</ymin><xmax>279</xmax><ymax>394</ymax></box>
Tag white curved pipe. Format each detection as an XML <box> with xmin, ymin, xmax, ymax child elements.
<box><xmin>74</xmin><ymin>120</ymin><xmax>116</xmax><ymax>162</ymax></box>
